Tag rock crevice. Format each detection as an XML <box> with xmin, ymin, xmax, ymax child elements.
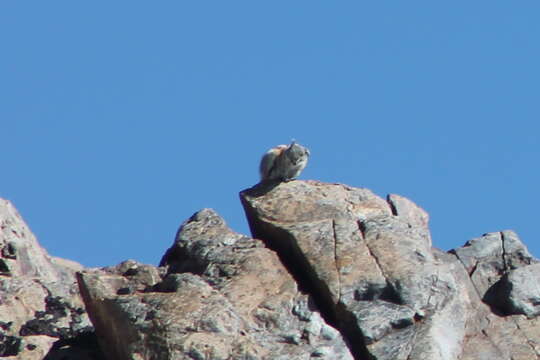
<box><xmin>3</xmin><ymin>180</ymin><xmax>540</xmax><ymax>360</ymax></box>
<box><xmin>331</xmin><ymin>219</ymin><xmax>342</xmax><ymax>304</ymax></box>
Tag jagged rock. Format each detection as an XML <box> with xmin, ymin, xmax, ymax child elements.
<box><xmin>493</xmin><ymin>263</ymin><xmax>540</xmax><ymax>318</ymax></box>
<box><xmin>240</xmin><ymin>180</ymin><xmax>540</xmax><ymax>360</ymax></box>
<box><xmin>6</xmin><ymin>179</ymin><xmax>540</xmax><ymax>360</ymax></box>
<box><xmin>442</xmin><ymin>230</ymin><xmax>540</xmax><ymax>359</ymax></box>
<box><xmin>450</xmin><ymin>230</ymin><xmax>536</xmax><ymax>300</ymax></box>
<box><xmin>78</xmin><ymin>209</ymin><xmax>353</xmax><ymax>360</ymax></box>
<box><xmin>0</xmin><ymin>199</ymin><xmax>101</xmax><ymax>360</ymax></box>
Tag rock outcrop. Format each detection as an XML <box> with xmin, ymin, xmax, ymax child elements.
<box><xmin>0</xmin><ymin>199</ymin><xmax>102</xmax><ymax>360</ymax></box>
<box><xmin>3</xmin><ymin>179</ymin><xmax>540</xmax><ymax>359</ymax></box>
<box><xmin>239</xmin><ymin>180</ymin><xmax>540</xmax><ymax>359</ymax></box>
<box><xmin>77</xmin><ymin>209</ymin><xmax>353</xmax><ymax>359</ymax></box>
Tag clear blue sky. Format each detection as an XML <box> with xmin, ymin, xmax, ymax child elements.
<box><xmin>2</xmin><ymin>2</ymin><xmax>539</xmax><ymax>267</ymax></box>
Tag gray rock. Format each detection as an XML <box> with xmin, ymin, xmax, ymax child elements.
<box><xmin>346</xmin><ymin>300</ymin><xmax>416</xmax><ymax>345</ymax></box>
<box><xmin>387</xmin><ymin>193</ymin><xmax>431</xmax><ymax>245</ymax></box>
<box><xmin>0</xmin><ymin>198</ymin><xmax>101</xmax><ymax>360</ymax></box>
<box><xmin>497</xmin><ymin>263</ymin><xmax>540</xmax><ymax>317</ymax></box>
<box><xmin>447</xmin><ymin>231</ymin><xmax>540</xmax><ymax>360</ymax></box>
<box><xmin>450</xmin><ymin>230</ymin><xmax>535</xmax><ymax>299</ymax></box>
<box><xmin>240</xmin><ymin>181</ymin><xmax>470</xmax><ymax>360</ymax></box>
<box><xmin>79</xmin><ymin>209</ymin><xmax>354</xmax><ymax>360</ymax></box>
<box><xmin>7</xmin><ymin>179</ymin><xmax>540</xmax><ymax>360</ymax></box>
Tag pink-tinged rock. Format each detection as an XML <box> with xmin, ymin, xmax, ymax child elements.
<box><xmin>78</xmin><ymin>209</ymin><xmax>353</xmax><ymax>360</ymax></box>
<box><xmin>240</xmin><ymin>181</ymin><xmax>475</xmax><ymax>360</ymax></box>
<box><xmin>0</xmin><ymin>199</ymin><xmax>96</xmax><ymax>359</ymax></box>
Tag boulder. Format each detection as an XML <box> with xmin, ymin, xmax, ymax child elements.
<box><xmin>0</xmin><ymin>199</ymin><xmax>100</xmax><ymax>360</ymax></box>
<box><xmin>450</xmin><ymin>230</ymin><xmax>535</xmax><ymax>300</ymax></box>
<box><xmin>240</xmin><ymin>180</ymin><xmax>540</xmax><ymax>360</ymax></box>
<box><xmin>6</xmin><ymin>178</ymin><xmax>540</xmax><ymax>360</ymax></box>
<box><xmin>78</xmin><ymin>209</ymin><xmax>353</xmax><ymax>360</ymax></box>
<box><xmin>494</xmin><ymin>263</ymin><xmax>540</xmax><ymax>318</ymax></box>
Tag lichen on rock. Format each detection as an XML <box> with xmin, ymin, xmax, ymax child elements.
<box><xmin>3</xmin><ymin>178</ymin><xmax>540</xmax><ymax>360</ymax></box>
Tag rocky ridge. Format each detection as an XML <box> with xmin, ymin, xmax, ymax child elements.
<box><xmin>2</xmin><ymin>180</ymin><xmax>540</xmax><ymax>359</ymax></box>
<box><xmin>0</xmin><ymin>199</ymin><xmax>99</xmax><ymax>360</ymax></box>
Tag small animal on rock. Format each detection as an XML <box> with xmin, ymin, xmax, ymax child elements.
<box><xmin>259</xmin><ymin>141</ymin><xmax>310</xmax><ymax>182</ymax></box>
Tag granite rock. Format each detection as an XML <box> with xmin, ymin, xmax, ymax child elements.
<box><xmin>5</xmin><ymin>178</ymin><xmax>540</xmax><ymax>360</ymax></box>
<box><xmin>78</xmin><ymin>209</ymin><xmax>353</xmax><ymax>360</ymax></box>
<box><xmin>0</xmin><ymin>199</ymin><xmax>101</xmax><ymax>360</ymax></box>
<box><xmin>495</xmin><ymin>263</ymin><xmax>540</xmax><ymax>318</ymax></box>
<box><xmin>240</xmin><ymin>180</ymin><xmax>540</xmax><ymax>360</ymax></box>
<box><xmin>450</xmin><ymin>230</ymin><xmax>536</xmax><ymax>301</ymax></box>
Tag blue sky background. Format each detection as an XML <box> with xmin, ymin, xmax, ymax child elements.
<box><xmin>2</xmin><ymin>2</ymin><xmax>539</xmax><ymax>267</ymax></box>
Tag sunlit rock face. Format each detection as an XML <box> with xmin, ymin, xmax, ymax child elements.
<box><xmin>4</xmin><ymin>180</ymin><xmax>540</xmax><ymax>360</ymax></box>
<box><xmin>0</xmin><ymin>199</ymin><xmax>97</xmax><ymax>360</ymax></box>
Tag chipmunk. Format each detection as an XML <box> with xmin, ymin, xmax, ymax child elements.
<box><xmin>259</xmin><ymin>141</ymin><xmax>310</xmax><ymax>182</ymax></box>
